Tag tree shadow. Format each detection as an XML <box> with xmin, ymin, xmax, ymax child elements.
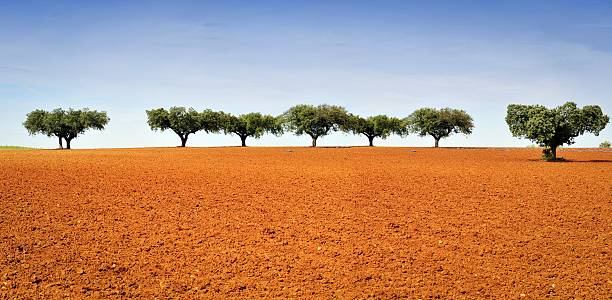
<box><xmin>527</xmin><ymin>159</ymin><xmax>612</xmax><ymax>163</ymax></box>
<box><xmin>566</xmin><ymin>159</ymin><xmax>612</xmax><ymax>163</ymax></box>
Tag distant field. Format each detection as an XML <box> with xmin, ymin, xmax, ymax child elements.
<box><xmin>0</xmin><ymin>146</ymin><xmax>36</xmax><ymax>150</ymax></box>
<box><xmin>0</xmin><ymin>147</ymin><xmax>610</xmax><ymax>298</ymax></box>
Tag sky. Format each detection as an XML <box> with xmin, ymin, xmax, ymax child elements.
<box><xmin>1</xmin><ymin>0</ymin><xmax>611</xmax><ymax>148</ymax></box>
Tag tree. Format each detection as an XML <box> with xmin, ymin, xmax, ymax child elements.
<box><xmin>222</xmin><ymin>112</ymin><xmax>282</xmax><ymax>146</ymax></box>
<box><xmin>146</xmin><ymin>107</ymin><xmax>223</xmax><ymax>147</ymax></box>
<box><xmin>23</xmin><ymin>109</ymin><xmax>57</xmax><ymax>146</ymax></box>
<box><xmin>405</xmin><ymin>108</ymin><xmax>474</xmax><ymax>147</ymax></box>
<box><xmin>281</xmin><ymin>104</ymin><xmax>349</xmax><ymax>147</ymax></box>
<box><xmin>506</xmin><ymin>102</ymin><xmax>609</xmax><ymax>161</ymax></box>
<box><xmin>23</xmin><ymin>108</ymin><xmax>109</xmax><ymax>149</ymax></box>
<box><xmin>345</xmin><ymin>114</ymin><xmax>405</xmax><ymax>146</ymax></box>
<box><xmin>600</xmin><ymin>141</ymin><xmax>611</xmax><ymax>148</ymax></box>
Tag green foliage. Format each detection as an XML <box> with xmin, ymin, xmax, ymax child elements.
<box><xmin>541</xmin><ymin>148</ymin><xmax>556</xmax><ymax>161</ymax></box>
<box><xmin>599</xmin><ymin>141</ymin><xmax>611</xmax><ymax>148</ymax></box>
<box><xmin>146</xmin><ymin>107</ymin><xmax>224</xmax><ymax>147</ymax></box>
<box><xmin>23</xmin><ymin>108</ymin><xmax>109</xmax><ymax>149</ymax></box>
<box><xmin>506</xmin><ymin>102</ymin><xmax>609</xmax><ymax>160</ymax></box>
<box><xmin>222</xmin><ymin>112</ymin><xmax>282</xmax><ymax>146</ymax></box>
<box><xmin>405</xmin><ymin>108</ymin><xmax>474</xmax><ymax>147</ymax></box>
<box><xmin>281</xmin><ymin>104</ymin><xmax>349</xmax><ymax>146</ymax></box>
<box><xmin>345</xmin><ymin>114</ymin><xmax>405</xmax><ymax>146</ymax></box>
<box><xmin>23</xmin><ymin>109</ymin><xmax>48</xmax><ymax>135</ymax></box>
<box><xmin>0</xmin><ymin>146</ymin><xmax>36</xmax><ymax>150</ymax></box>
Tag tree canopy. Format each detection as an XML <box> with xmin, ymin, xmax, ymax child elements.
<box><xmin>281</xmin><ymin>104</ymin><xmax>349</xmax><ymax>147</ymax></box>
<box><xmin>506</xmin><ymin>102</ymin><xmax>609</xmax><ymax>160</ymax></box>
<box><xmin>405</xmin><ymin>108</ymin><xmax>474</xmax><ymax>147</ymax></box>
<box><xmin>146</xmin><ymin>107</ymin><xmax>224</xmax><ymax>147</ymax></box>
<box><xmin>23</xmin><ymin>108</ymin><xmax>109</xmax><ymax>149</ymax></box>
<box><xmin>345</xmin><ymin>114</ymin><xmax>405</xmax><ymax>146</ymax></box>
<box><xmin>222</xmin><ymin>112</ymin><xmax>282</xmax><ymax>146</ymax></box>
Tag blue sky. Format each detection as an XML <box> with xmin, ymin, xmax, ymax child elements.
<box><xmin>1</xmin><ymin>0</ymin><xmax>611</xmax><ymax>148</ymax></box>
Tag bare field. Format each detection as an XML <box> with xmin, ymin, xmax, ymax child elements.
<box><xmin>0</xmin><ymin>147</ymin><xmax>610</xmax><ymax>298</ymax></box>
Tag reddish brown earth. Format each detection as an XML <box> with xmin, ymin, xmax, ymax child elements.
<box><xmin>0</xmin><ymin>147</ymin><xmax>610</xmax><ymax>298</ymax></box>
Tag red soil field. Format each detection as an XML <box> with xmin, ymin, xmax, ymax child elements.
<box><xmin>0</xmin><ymin>147</ymin><xmax>610</xmax><ymax>298</ymax></box>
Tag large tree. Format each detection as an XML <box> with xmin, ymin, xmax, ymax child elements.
<box><xmin>405</xmin><ymin>108</ymin><xmax>474</xmax><ymax>147</ymax></box>
<box><xmin>345</xmin><ymin>114</ymin><xmax>405</xmax><ymax>146</ymax></box>
<box><xmin>281</xmin><ymin>104</ymin><xmax>349</xmax><ymax>147</ymax></box>
<box><xmin>146</xmin><ymin>107</ymin><xmax>223</xmax><ymax>147</ymax></box>
<box><xmin>23</xmin><ymin>108</ymin><xmax>109</xmax><ymax>149</ymax></box>
<box><xmin>506</xmin><ymin>102</ymin><xmax>609</xmax><ymax>161</ymax></box>
<box><xmin>222</xmin><ymin>112</ymin><xmax>282</xmax><ymax>146</ymax></box>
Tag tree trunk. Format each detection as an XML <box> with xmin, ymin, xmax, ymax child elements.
<box><xmin>311</xmin><ymin>136</ymin><xmax>317</xmax><ymax>147</ymax></box>
<box><xmin>551</xmin><ymin>145</ymin><xmax>557</xmax><ymax>160</ymax></box>
<box><xmin>240</xmin><ymin>135</ymin><xmax>247</xmax><ymax>147</ymax></box>
<box><xmin>65</xmin><ymin>138</ymin><xmax>72</xmax><ymax>150</ymax></box>
<box><xmin>434</xmin><ymin>138</ymin><xmax>440</xmax><ymax>148</ymax></box>
<box><xmin>180</xmin><ymin>135</ymin><xmax>188</xmax><ymax>147</ymax></box>
<box><xmin>368</xmin><ymin>136</ymin><xmax>374</xmax><ymax>147</ymax></box>
<box><xmin>58</xmin><ymin>136</ymin><xmax>63</xmax><ymax>149</ymax></box>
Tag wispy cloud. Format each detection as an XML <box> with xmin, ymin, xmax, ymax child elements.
<box><xmin>0</xmin><ymin>65</ymin><xmax>31</xmax><ymax>72</ymax></box>
<box><xmin>572</xmin><ymin>23</ymin><xmax>612</xmax><ymax>29</ymax></box>
<box><xmin>200</xmin><ymin>22</ymin><xmax>226</xmax><ymax>28</ymax></box>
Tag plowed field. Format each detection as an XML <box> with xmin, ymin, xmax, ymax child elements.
<box><xmin>1</xmin><ymin>147</ymin><xmax>610</xmax><ymax>298</ymax></box>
